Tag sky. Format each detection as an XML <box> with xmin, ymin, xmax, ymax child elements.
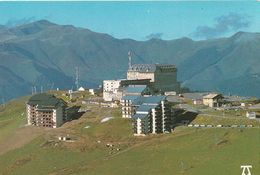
<box><xmin>0</xmin><ymin>1</ymin><xmax>260</xmax><ymax>40</ymax></box>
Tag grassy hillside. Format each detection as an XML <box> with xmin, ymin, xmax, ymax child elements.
<box><xmin>0</xmin><ymin>96</ymin><xmax>259</xmax><ymax>175</ymax></box>
<box><xmin>82</xmin><ymin>128</ymin><xmax>259</xmax><ymax>175</ymax></box>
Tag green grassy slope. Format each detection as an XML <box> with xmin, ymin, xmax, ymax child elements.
<box><xmin>0</xmin><ymin>97</ymin><xmax>28</xmax><ymax>143</ymax></box>
<box><xmin>0</xmin><ymin>96</ymin><xmax>259</xmax><ymax>175</ymax></box>
<box><xmin>82</xmin><ymin>128</ymin><xmax>259</xmax><ymax>175</ymax></box>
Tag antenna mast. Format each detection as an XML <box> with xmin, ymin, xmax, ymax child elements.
<box><xmin>75</xmin><ymin>66</ymin><xmax>79</xmax><ymax>90</ymax></box>
<box><xmin>32</xmin><ymin>86</ymin><xmax>37</xmax><ymax>95</ymax></box>
<box><xmin>128</xmin><ymin>51</ymin><xmax>132</xmax><ymax>69</ymax></box>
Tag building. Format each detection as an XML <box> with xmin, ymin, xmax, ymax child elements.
<box><xmin>120</xmin><ymin>79</ymin><xmax>151</xmax><ymax>87</ymax></box>
<box><xmin>103</xmin><ymin>79</ymin><xmax>123</xmax><ymax>101</ymax></box>
<box><xmin>26</xmin><ymin>93</ymin><xmax>67</xmax><ymax>128</ymax></box>
<box><xmin>78</xmin><ymin>87</ymin><xmax>85</xmax><ymax>91</ymax></box>
<box><xmin>203</xmin><ymin>93</ymin><xmax>224</xmax><ymax>107</ymax></box>
<box><xmin>246</xmin><ymin>112</ymin><xmax>256</xmax><ymax>119</ymax></box>
<box><xmin>89</xmin><ymin>89</ymin><xmax>95</xmax><ymax>95</ymax></box>
<box><xmin>121</xmin><ymin>95</ymin><xmax>139</xmax><ymax>118</ymax></box>
<box><xmin>193</xmin><ymin>99</ymin><xmax>203</xmax><ymax>105</ymax></box>
<box><xmin>120</xmin><ymin>85</ymin><xmax>147</xmax><ymax>118</ymax></box>
<box><xmin>127</xmin><ymin>64</ymin><xmax>180</xmax><ymax>93</ymax></box>
<box><xmin>132</xmin><ymin>96</ymin><xmax>174</xmax><ymax>136</ymax></box>
<box><xmin>123</xmin><ymin>85</ymin><xmax>148</xmax><ymax>96</ymax></box>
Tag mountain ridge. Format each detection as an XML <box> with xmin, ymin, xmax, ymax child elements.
<box><xmin>0</xmin><ymin>20</ymin><xmax>259</xmax><ymax>101</ymax></box>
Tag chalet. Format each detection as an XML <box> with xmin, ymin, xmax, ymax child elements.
<box><xmin>203</xmin><ymin>93</ymin><xmax>224</xmax><ymax>107</ymax></box>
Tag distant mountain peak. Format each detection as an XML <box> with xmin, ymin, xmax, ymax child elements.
<box><xmin>231</xmin><ymin>31</ymin><xmax>260</xmax><ymax>43</ymax></box>
<box><xmin>31</xmin><ymin>19</ymin><xmax>57</xmax><ymax>27</ymax></box>
<box><xmin>18</xmin><ymin>19</ymin><xmax>57</xmax><ymax>29</ymax></box>
<box><xmin>9</xmin><ymin>19</ymin><xmax>57</xmax><ymax>36</ymax></box>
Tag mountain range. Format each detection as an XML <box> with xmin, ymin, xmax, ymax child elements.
<box><xmin>0</xmin><ymin>20</ymin><xmax>259</xmax><ymax>101</ymax></box>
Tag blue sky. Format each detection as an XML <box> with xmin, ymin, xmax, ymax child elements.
<box><xmin>0</xmin><ymin>1</ymin><xmax>260</xmax><ymax>40</ymax></box>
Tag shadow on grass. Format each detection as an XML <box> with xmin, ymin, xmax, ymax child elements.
<box><xmin>66</xmin><ymin>106</ymin><xmax>85</xmax><ymax>121</ymax></box>
<box><xmin>173</xmin><ymin>109</ymin><xmax>198</xmax><ymax>126</ymax></box>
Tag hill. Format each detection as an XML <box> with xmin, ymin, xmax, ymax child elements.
<box><xmin>0</xmin><ymin>95</ymin><xmax>259</xmax><ymax>175</ymax></box>
<box><xmin>0</xmin><ymin>20</ymin><xmax>260</xmax><ymax>101</ymax></box>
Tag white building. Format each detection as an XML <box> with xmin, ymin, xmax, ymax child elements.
<box><xmin>246</xmin><ymin>112</ymin><xmax>256</xmax><ymax>119</ymax></box>
<box><xmin>103</xmin><ymin>80</ymin><xmax>123</xmax><ymax>101</ymax></box>
<box><xmin>89</xmin><ymin>89</ymin><xmax>95</xmax><ymax>95</ymax></box>
<box><xmin>78</xmin><ymin>87</ymin><xmax>85</xmax><ymax>91</ymax></box>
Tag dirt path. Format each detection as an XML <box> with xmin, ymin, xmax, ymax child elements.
<box><xmin>0</xmin><ymin>126</ymin><xmax>44</xmax><ymax>155</ymax></box>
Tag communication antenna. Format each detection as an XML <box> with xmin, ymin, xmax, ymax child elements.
<box><xmin>2</xmin><ymin>98</ymin><xmax>5</xmax><ymax>108</ymax></box>
<box><xmin>41</xmin><ymin>86</ymin><xmax>43</xmax><ymax>93</ymax></box>
<box><xmin>32</xmin><ymin>86</ymin><xmax>37</xmax><ymax>95</ymax></box>
<box><xmin>50</xmin><ymin>83</ymin><xmax>54</xmax><ymax>90</ymax></box>
<box><xmin>75</xmin><ymin>66</ymin><xmax>79</xmax><ymax>90</ymax></box>
<box><xmin>128</xmin><ymin>51</ymin><xmax>132</xmax><ymax>69</ymax></box>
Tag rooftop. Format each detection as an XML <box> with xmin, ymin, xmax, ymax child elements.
<box><xmin>125</xmin><ymin>85</ymin><xmax>147</xmax><ymax>94</ymax></box>
<box><xmin>121</xmin><ymin>95</ymin><xmax>139</xmax><ymax>101</ymax></box>
<box><xmin>142</xmin><ymin>95</ymin><xmax>166</xmax><ymax>105</ymax></box>
<box><xmin>132</xmin><ymin>113</ymin><xmax>149</xmax><ymax>119</ymax></box>
<box><xmin>203</xmin><ymin>93</ymin><xmax>223</xmax><ymax>99</ymax></box>
<box><xmin>129</xmin><ymin>64</ymin><xmax>156</xmax><ymax>72</ymax></box>
<box><xmin>182</xmin><ymin>93</ymin><xmax>208</xmax><ymax>100</ymax></box>
<box><xmin>27</xmin><ymin>93</ymin><xmax>66</xmax><ymax>109</ymax></box>
<box><xmin>137</xmin><ymin>104</ymin><xmax>158</xmax><ymax>112</ymax></box>
<box><xmin>128</xmin><ymin>64</ymin><xmax>176</xmax><ymax>73</ymax></box>
<box><xmin>133</xmin><ymin>95</ymin><xmax>166</xmax><ymax>106</ymax></box>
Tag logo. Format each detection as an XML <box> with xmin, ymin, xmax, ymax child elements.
<box><xmin>241</xmin><ymin>165</ymin><xmax>252</xmax><ymax>175</ymax></box>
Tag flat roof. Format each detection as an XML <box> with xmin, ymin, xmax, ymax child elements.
<box><xmin>132</xmin><ymin>113</ymin><xmax>148</xmax><ymax>119</ymax></box>
<box><xmin>142</xmin><ymin>96</ymin><xmax>166</xmax><ymax>104</ymax></box>
<box><xmin>132</xmin><ymin>95</ymin><xmax>166</xmax><ymax>106</ymax></box>
<box><xmin>125</xmin><ymin>85</ymin><xmax>146</xmax><ymax>94</ymax></box>
<box><xmin>137</xmin><ymin>104</ymin><xmax>158</xmax><ymax>112</ymax></box>
<box><xmin>129</xmin><ymin>64</ymin><xmax>156</xmax><ymax>72</ymax></box>
<box><xmin>122</xmin><ymin>95</ymin><xmax>139</xmax><ymax>101</ymax></box>
<box><xmin>128</xmin><ymin>64</ymin><xmax>176</xmax><ymax>73</ymax></box>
